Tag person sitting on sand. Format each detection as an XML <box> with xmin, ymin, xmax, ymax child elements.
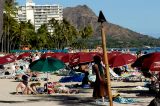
<box><xmin>16</xmin><ymin>82</ymin><xmax>26</xmax><ymax>95</ymax></box>
<box><xmin>29</xmin><ymin>82</ymin><xmax>41</xmax><ymax>94</ymax></box>
<box><xmin>21</xmin><ymin>74</ymin><xmax>31</xmax><ymax>95</ymax></box>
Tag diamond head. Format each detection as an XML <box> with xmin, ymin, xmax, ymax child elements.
<box><xmin>63</xmin><ymin>5</ymin><xmax>160</xmax><ymax>48</ymax></box>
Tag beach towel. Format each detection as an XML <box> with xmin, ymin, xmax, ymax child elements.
<box><xmin>88</xmin><ymin>74</ymin><xmax>96</xmax><ymax>82</ymax></box>
<box><xmin>113</xmin><ymin>96</ymin><xmax>136</xmax><ymax>104</ymax></box>
<box><xmin>59</xmin><ymin>73</ymin><xmax>84</xmax><ymax>83</ymax></box>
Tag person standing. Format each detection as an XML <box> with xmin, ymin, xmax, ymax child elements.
<box><xmin>92</xmin><ymin>55</ymin><xmax>108</xmax><ymax>98</ymax></box>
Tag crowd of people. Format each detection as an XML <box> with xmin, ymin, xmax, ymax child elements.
<box><xmin>11</xmin><ymin>52</ymin><xmax>108</xmax><ymax>97</ymax></box>
<box><xmin>1</xmin><ymin>49</ymin><xmax>160</xmax><ymax>105</ymax></box>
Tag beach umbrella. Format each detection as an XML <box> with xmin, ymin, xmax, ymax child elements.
<box><xmin>29</xmin><ymin>57</ymin><xmax>65</xmax><ymax>73</ymax></box>
<box><xmin>69</xmin><ymin>52</ymin><xmax>94</xmax><ymax>66</ymax></box>
<box><xmin>0</xmin><ymin>54</ymin><xmax>16</xmax><ymax>65</ymax></box>
<box><xmin>60</xmin><ymin>53</ymin><xmax>75</xmax><ymax>63</ymax></box>
<box><xmin>53</xmin><ymin>53</ymin><xmax>68</xmax><ymax>62</ymax></box>
<box><xmin>17</xmin><ymin>52</ymin><xmax>31</xmax><ymax>60</ymax></box>
<box><xmin>29</xmin><ymin>57</ymin><xmax>65</xmax><ymax>94</ymax></box>
<box><xmin>107</xmin><ymin>51</ymin><xmax>122</xmax><ymax>61</ymax></box>
<box><xmin>89</xmin><ymin>52</ymin><xmax>102</xmax><ymax>57</ymax></box>
<box><xmin>132</xmin><ymin>52</ymin><xmax>160</xmax><ymax>71</ymax></box>
<box><xmin>41</xmin><ymin>52</ymin><xmax>70</xmax><ymax>63</ymax></box>
<box><xmin>109</xmin><ymin>53</ymin><xmax>137</xmax><ymax>67</ymax></box>
<box><xmin>41</xmin><ymin>52</ymin><xmax>55</xmax><ymax>58</ymax></box>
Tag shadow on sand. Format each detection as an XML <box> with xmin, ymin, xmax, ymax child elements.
<box><xmin>118</xmin><ymin>90</ymin><xmax>156</xmax><ymax>97</ymax></box>
<box><xmin>0</xmin><ymin>100</ymin><xmax>25</xmax><ymax>103</ymax></box>
<box><xmin>28</xmin><ymin>95</ymin><xmax>96</xmax><ymax>106</ymax></box>
<box><xmin>0</xmin><ymin>94</ymin><xmax>96</xmax><ymax>106</ymax></box>
<box><xmin>112</xmin><ymin>86</ymin><xmax>137</xmax><ymax>88</ymax></box>
<box><xmin>7</xmin><ymin>88</ymin><xmax>96</xmax><ymax>106</ymax></box>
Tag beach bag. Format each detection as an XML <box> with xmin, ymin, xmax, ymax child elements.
<box><xmin>36</xmin><ymin>87</ymin><xmax>44</xmax><ymax>94</ymax></box>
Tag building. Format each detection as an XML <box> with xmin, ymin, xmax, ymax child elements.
<box><xmin>17</xmin><ymin>0</ymin><xmax>63</xmax><ymax>31</ymax></box>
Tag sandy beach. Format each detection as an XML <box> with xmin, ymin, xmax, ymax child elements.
<box><xmin>0</xmin><ymin>75</ymin><xmax>155</xmax><ymax>106</ymax></box>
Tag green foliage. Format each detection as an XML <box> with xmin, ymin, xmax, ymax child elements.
<box><xmin>48</xmin><ymin>18</ymin><xmax>93</xmax><ymax>49</ymax></box>
<box><xmin>2</xmin><ymin>1</ymin><xmax>160</xmax><ymax>52</ymax></box>
<box><xmin>79</xmin><ymin>25</ymin><xmax>93</xmax><ymax>38</ymax></box>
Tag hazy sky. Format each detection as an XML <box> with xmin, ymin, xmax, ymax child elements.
<box><xmin>17</xmin><ymin>0</ymin><xmax>160</xmax><ymax>38</ymax></box>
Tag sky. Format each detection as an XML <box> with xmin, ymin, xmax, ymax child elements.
<box><xmin>17</xmin><ymin>0</ymin><xmax>160</xmax><ymax>38</ymax></box>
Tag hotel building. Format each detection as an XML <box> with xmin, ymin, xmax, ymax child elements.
<box><xmin>17</xmin><ymin>0</ymin><xmax>63</xmax><ymax>31</ymax></box>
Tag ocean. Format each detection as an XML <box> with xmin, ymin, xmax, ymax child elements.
<box><xmin>109</xmin><ymin>47</ymin><xmax>160</xmax><ymax>54</ymax></box>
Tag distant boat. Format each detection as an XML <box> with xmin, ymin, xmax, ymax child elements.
<box><xmin>144</xmin><ymin>46</ymin><xmax>151</xmax><ymax>48</ymax></box>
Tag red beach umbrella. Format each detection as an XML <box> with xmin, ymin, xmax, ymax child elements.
<box><xmin>0</xmin><ymin>54</ymin><xmax>16</xmax><ymax>65</ymax></box>
<box><xmin>132</xmin><ymin>52</ymin><xmax>160</xmax><ymax>71</ymax></box>
<box><xmin>41</xmin><ymin>52</ymin><xmax>71</xmax><ymax>63</ymax></box>
<box><xmin>53</xmin><ymin>53</ymin><xmax>67</xmax><ymax>60</ymax></box>
<box><xmin>109</xmin><ymin>53</ymin><xmax>137</xmax><ymax>67</ymax></box>
<box><xmin>60</xmin><ymin>53</ymin><xmax>75</xmax><ymax>63</ymax></box>
<box><xmin>69</xmin><ymin>52</ymin><xmax>94</xmax><ymax>66</ymax></box>
<box><xmin>107</xmin><ymin>51</ymin><xmax>122</xmax><ymax>60</ymax></box>
<box><xmin>17</xmin><ymin>52</ymin><xmax>31</xmax><ymax>60</ymax></box>
<box><xmin>41</xmin><ymin>52</ymin><xmax>55</xmax><ymax>58</ymax></box>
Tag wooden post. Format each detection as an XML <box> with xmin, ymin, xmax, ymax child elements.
<box><xmin>97</xmin><ymin>10</ymin><xmax>113</xmax><ymax>106</ymax></box>
<box><xmin>100</xmin><ymin>23</ymin><xmax>113</xmax><ymax>106</ymax></box>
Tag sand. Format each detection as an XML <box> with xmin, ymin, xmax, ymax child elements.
<box><xmin>0</xmin><ymin>75</ymin><xmax>154</xmax><ymax>106</ymax></box>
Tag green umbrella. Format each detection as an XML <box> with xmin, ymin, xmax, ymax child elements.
<box><xmin>29</xmin><ymin>57</ymin><xmax>65</xmax><ymax>94</ymax></box>
<box><xmin>29</xmin><ymin>57</ymin><xmax>65</xmax><ymax>72</ymax></box>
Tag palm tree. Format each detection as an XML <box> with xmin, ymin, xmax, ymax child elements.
<box><xmin>3</xmin><ymin>0</ymin><xmax>18</xmax><ymax>52</ymax></box>
<box><xmin>72</xmin><ymin>25</ymin><xmax>93</xmax><ymax>49</ymax></box>
<box><xmin>0</xmin><ymin>0</ymin><xmax>4</xmax><ymax>44</ymax></box>
<box><xmin>36</xmin><ymin>24</ymin><xmax>50</xmax><ymax>49</ymax></box>
<box><xmin>48</xmin><ymin>18</ymin><xmax>79</xmax><ymax>49</ymax></box>
<box><xmin>62</xmin><ymin>19</ymin><xmax>79</xmax><ymax>47</ymax></box>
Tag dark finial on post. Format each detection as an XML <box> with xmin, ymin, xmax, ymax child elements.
<box><xmin>98</xmin><ymin>11</ymin><xmax>106</xmax><ymax>23</ymax></box>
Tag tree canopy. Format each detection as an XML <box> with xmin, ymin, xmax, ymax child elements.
<box><xmin>1</xmin><ymin>1</ymin><xmax>94</xmax><ymax>52</ymax></box>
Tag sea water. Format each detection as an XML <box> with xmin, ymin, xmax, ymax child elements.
<box><xmin>109</xmin><ymin>47</ymin><xmax>160</xmax><ymax>54</ymax></box>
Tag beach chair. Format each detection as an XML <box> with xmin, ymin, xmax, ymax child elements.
<box><xmin>0</xmin><ymin>70</ymin><xmax>15</xmax><ymax>79</ymax></box>
<box><xmin>122</xmin><ymin>73</ymin><xmax>148</xmax><ymax>82</ymax></box>
<box><xmin>30</xmin><ymin>73</ymin><xmax>48</xmax><ymax>81</ymax></box>
<box><xmin>109</xmin><ymin>68</ymin><xmax>124</xmax><ymax>81</ymax></box>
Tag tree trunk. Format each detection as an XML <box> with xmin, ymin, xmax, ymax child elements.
<box><xmin>0</xmin><ymin>0</ymin><xmax>3</xmax><ymax>45</ymax></box>
<box><xmin>4</xmin><ymin>25</ymin><xmax>7</xmax><ymax>53</ymax></box>
<box><xmin>7</xmin><ymin>20</ymin><xmax>10</xmax><ymax>53</ymax></box>
<box><xmin>1</xmin><ymin>36</ymin><xmax>3</xmax><ymax>52</ymax></box>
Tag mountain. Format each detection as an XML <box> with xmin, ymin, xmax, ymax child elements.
<box><xmin>63</xmin><ymin>5</ymin><xmax>160</xmax><ymax>48</ymax></box>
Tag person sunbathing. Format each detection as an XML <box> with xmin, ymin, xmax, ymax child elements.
<box><xmin>44</xmin><ymin>82</ymin><xmax>79</xmax><ymax>94</ymax></box>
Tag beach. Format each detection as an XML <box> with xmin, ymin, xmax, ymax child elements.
<box><xmin>0</xmin><ymin>75</ymin><xmax>154</xmax><ymax>106</ymax></box>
